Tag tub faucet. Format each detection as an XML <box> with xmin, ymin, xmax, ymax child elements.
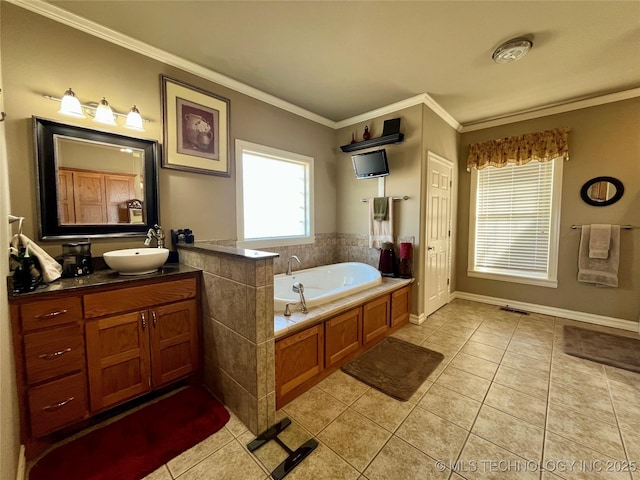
<box><xmin>292</xmin><ymin>282</ymin><xmax>308</xmax><ymax>313</ymax></box>
<box><xmin>144</xmin><ymin>224</ymin><xmax>165</xmax><ymax>248</ymax></box>
<box><xmin>286</xmin><ymin>255</ymin><xmax>301</xmax><ymax>275</ymax></box>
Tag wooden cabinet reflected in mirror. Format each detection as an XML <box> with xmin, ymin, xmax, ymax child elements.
<box><xmin>34</xmin><ymin>117</ymin><xmax>159</xmax><ymax>239</ymax></box>
<box><xmin>580</xmin><ymin>176</ymin><xmax>624</xmax><ymax>207</ymax></box>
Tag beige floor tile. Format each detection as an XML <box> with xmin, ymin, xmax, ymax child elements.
<box><xmin>406</xmin><ymin>378</ymin><xmax>435</xmax><ymax>403</ymax></box>
<box><xmin>606</xmin><ymin>366</ymin><xmax>640</xmax><ymax>392</ymax></box>
<box><xmin>493</xmin><ymin>364</ymin><xmax>549</xmax><ymax>400</ymax></box>
<box><xmin>620</xmin><ymin>429</ymin><xmax>640</xmax><ymax>480</ymax></box>
<box><xmin>551</xmin><ymin>350</ymin><xmax>606</xmax><ymax>376</ymax></box>
<box><xmin>449</xmin><ymin>352</ymin><xmax>499</xmax><ymax>380</ymax></box>
<box><xmin>441</xmin><ymin>323</ymin><xmax>477</xmax><ymax>340</ymax></box>
<box><xmin>511</xmin><ymin>328</ymin><xmax>555</xmax><ymax>346</ymax></box>
<box><xmin>317</xmin><ymin>409</ymin><xmax>391</xmax><ymax>472</ymax></box>
<box><xmin>363</xmin><ymin>436</ymin><xmax>449</xmax><ymax>480</ymax></box>
<box><xmin>391</xmin><ymin>325</ymin><xmax>435</xmax><ymax>345</ymax></box>
<box><xmin>544</xmin><ymin>432</ymin><xmax>630</xmax><ymax>480</ymax></box>
<box><xmin>176</xmin><ymin>439</ymin><xmax>266</xmax><ymax>480</ymax></box>
<box><xmin>547</xmin><ymin>403</ymin><xmax>626</xmax><ymax>459</ymax></box>
<box><xmin>316</xmin><ymin>370</ymin><xmax>369</xmax><ymax>405</ymax></box>
<box><xmin>611</xmin><ymin>391</ymin><xmax>640</xmax><ymax>432</ymax></box>
<box><xmin>470</xmin><ymin>330</ymin><xmax>510</xmax><ymax>349</ymax></box>
<box><xmin>476</xmin><ymin>323</ymin><xmax>517</xmax><ymax>340</ymax></box>
<box><xmin>423</xmin><ymin>332</ymin><xmax>469</xmax><ymax>351</ymax></box>
<box><xmin>396</xmin><ymin>407</ymin><xmax>468</xmax><ymax>463</ymax></box>
<box><xmin>435</xmin><ymin>366</ymin><xmax>492</xmax><ymax>402</ymax></box>
<box><xmin>484</xmin><ymin>383</ymin><xmax>547</xmax><ymax>427</ymax></box>
<box><xmin>506</xmin><ymin>339</ymin><xmax>552</xmax><ymax>362</ymax></box>
<box><xmin>143</xmin><ymin>466</ymin><xmax>172</xmax><ymax>480</ymax></box>
<box><xmin>239</xmin><ymin>429</ymin><xmax>285</xmax><ymax>475</ymax></box>
<box><xmin>168</xmin><ymin>427</ymin><xmax>235</xmax><ymax>477</ymax></box>
<box><xmin>501</xmin><ymin>351</ymin><xmax>550</xmax><ymax>377</ymax></box>
<box><xmin>351</xmin><ymin>388</ymin><xmax>415</xmax><ymax>432</ymax></box>
<box><xmin>282</xmin><ymin>386</ymin><xmax>347</xmax><ymax>435</ymax></box>
<box><xmin>457</xmin><ymin>434</ymin><xmax>538</xmax><ymax>480</ymax></box>
<box><xmin>549</xmin><ymin>380</ymin><xmax>616</xmax><ymax>424</ymax></box>
<box><xmin>447</xmin><ymin>315</ymin><xmax>484</xmax><ymax>329</ymax></box>
<box><xmin>225</xmin><ymin>411</ymin><xmax>250</xmax><ymax>438</ymax></box>
<box><xmin>460</xmin><ymin>341</ymin><xmax>506</xmax><ymax>364</ymax></box>
<box><xmin>472</xmin><ymin>405</ymin><xmax>544</xmax><ymax>462</ymax></box>
<box><xmin>552</xmin><ymin>363</ymin><xmax>607</xmax><ymax>388</ymax></box>
<box><xmin>285</xmin><ymin>442</ymin><xmax>360</xmax><ymax>480</ymax></box>
<box><xmin>418</xmin><ymin>384</ymin><xmax>481</xmax><ymax>430</ymax></box>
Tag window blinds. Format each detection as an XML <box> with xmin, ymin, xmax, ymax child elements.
<box><xmin>474</xmin><ymin>161</ymin><xmax>554</xmax><ymax>277</ymax></box>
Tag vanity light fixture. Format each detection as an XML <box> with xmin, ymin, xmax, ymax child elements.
<box><xmin>44</xmin><ymin>89</ymin><xmax>147</xmax><ymax>131</ymax></box>
<box><xmin>93</xmin><ymin>97</ymin><xmax>117</xmax><ymax>126</ymax></box>
<box><xmin>492</xmin><ymin>37</ymin><xmax>533</xmax><ymax>64</ymax></box>
<box><xmin>58</xmin><ymin>88</ymin><xmax>86</xmax><ymax>118</ymax></box>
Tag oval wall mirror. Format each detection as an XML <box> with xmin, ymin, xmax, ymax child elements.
<box><xmin>580</xmin><ymin>176</ymin><xmax>624</xmax><ymax>207</ymax></box>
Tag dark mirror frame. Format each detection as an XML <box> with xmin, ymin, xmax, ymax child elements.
<box><xmin>34</xmin><ymin>117</ymin><xmax>160</xmax><ymax>240</ymax></box>
<box><xmin>580</xmin><ymin>176</ymin><xmax>624</xmax><ymax>207</ymax></box>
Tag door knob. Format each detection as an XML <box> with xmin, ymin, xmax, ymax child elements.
<box><xmin>427</xmin><ymin>246</ymin><xmax>434</xmax><ymax>250</ymax></box>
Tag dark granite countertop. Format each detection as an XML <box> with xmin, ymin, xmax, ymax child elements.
<box><xmin>177</xmin><ymin>243</ymin><xmax>279</xmax><ymax>260</ymax></box>
<box><xmin>8</xmin><ymin>263</ymin><xmax>201</xmax><ymax>300</ymax></box>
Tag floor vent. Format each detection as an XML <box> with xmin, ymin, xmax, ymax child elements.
<box><xmin>500</xmin><ymin>305</ymin><xmax>530</xmax><ymax>315</ymax></box>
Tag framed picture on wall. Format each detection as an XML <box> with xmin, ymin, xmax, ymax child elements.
<box><xmin>161</xmin><ymin>75</ymin><xmax>231</xmax><ymax>176</ymax></box>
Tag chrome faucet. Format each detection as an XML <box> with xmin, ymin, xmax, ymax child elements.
<box><xmin>144</xmin><ymin>224</ymin><xmax>165</xmax><ymax>248</ymax></box>
<box><xmin>286</xmin><ymin>255</ymin><xmax>301</xmax><ymax>275</ymax></box>
<box><xmin>292</xmin><ymin>282</ymin><xmax>308</xmax><ymax>313</ymax></box>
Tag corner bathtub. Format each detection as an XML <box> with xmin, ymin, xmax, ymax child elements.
<box><xmin>274</xmin><ymin>262</ymin><xmax>382</xmax><ymax>312</ymax></box>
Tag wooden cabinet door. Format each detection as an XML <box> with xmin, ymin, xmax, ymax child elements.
<box><xmin>73</xmin><ymin>171</ymin><xmax>106</xmax><ymax>224</ymax></box>
<box><xmin>325</xmin><ymin>307</ymin><xmax>362</xmax><ymax>367</ymax></box>
<box><xmin>86</xmin><ymin>311</ymin><xmax>151</xmax><ymax>411</ymax></box>
<box><xmin>104</xmin><ymin>174</ymin><xmax>135</xmax><ymax>224</ymax></box>
<box><xmin>276</xmin><ymin>324</ymin><xmax>324</xmax><ymax>402</ymax></box>
<box><xmin>363</xmin><ymin>294</ymin><xmax>390</xmax><ymax>346</ymax></box>
<box><xmin>391</xmin><ymin>286</ymin><xmax>411</xmax><ymax>328</ymax></box>
<box><xmin>57</xmin><ymin>169</ymin><xmax>75</xmax><ymax>224</ymax></box>
<box><xmin>149</xmin><ymin>300</ymin><xmax>198</xmax><ymax>387</ymax></box>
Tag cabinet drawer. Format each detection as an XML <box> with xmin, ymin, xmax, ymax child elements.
<box><xmin>84</xmin><ymin>277</ymin><xmax>196</xmax><ymax>318</ymax></box>
<box><xmin>24</xmin><ymin>325</ymin><xmax>84</xmax><ymax>385</ymax></box>
<box><xmin>28</xmin><ymin>372</ymin><xmax>89</xmax><ymax>437</ymax></box>
<box><xmin>21</xmin><ymin>297</ymin><xmax>82</xmax><ymax>332</ymax></box>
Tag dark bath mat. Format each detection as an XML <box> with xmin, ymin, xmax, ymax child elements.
<box><xmin>341</xmin><ymin>336</ymin><xmax>444</xmax><ymax>401</ymax></box>
<box><xmin>563</xmin><ymin>325</ymin><xmax>640</xmax><ymax>373</ymax></box>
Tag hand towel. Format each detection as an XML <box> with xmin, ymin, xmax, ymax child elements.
<box><xmin>577</xmin><ymin>225</ymin><xmax>620</xmax><ymax>287</ymax></box>
<box><xmin>588</xmin><ymin>224</ymin><xmax>611</xmax><ymax>259</ymax></box>
<box><xmin>368</xmin><ymin>197</ymin><xmax>394</xmax><ymax>248</ymax></box>
<box><xmin>373</xmin><ymin>197</ymin><xmax>388</xmax><ymax>221</ymax></box>
<box><xmin>11</xmin><ymin>233</ymin><xmax>62</xmax><ymax>283</ymax></box>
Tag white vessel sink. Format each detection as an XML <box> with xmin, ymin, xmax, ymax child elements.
<box><xmin>103</xmin><ymin>248</ymin><xmax>169</xmax><ymax>275</ymax></box>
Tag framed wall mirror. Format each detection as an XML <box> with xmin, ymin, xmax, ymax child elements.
<box><xmin>34</xmin><ymin>117</ymin><xmax>159</xmax><ymax>239</ymax></box>
<box><xmin>580</xmin><ymin>176</ymin><xmax>624</xmax><ymax>207</ymax></box>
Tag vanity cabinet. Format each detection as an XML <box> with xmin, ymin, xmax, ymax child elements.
<box><xmin>362</xmin><ymin>294</ymin><xmax>390</xmax><ymax>345</ymax></box>
<box><xmin>9</xmin><ymin>270</ymin><xmax>201</xmax><ymax>459</ymax></box>
<box><xmin>325</xmin><ymin>307</ymin><xmax>362</xmax><ymax>367</ymax></box>
<box><xmin>391</xmin><ymin>286</ymin><xmax>410</xmax><ymax>328</ymax></box>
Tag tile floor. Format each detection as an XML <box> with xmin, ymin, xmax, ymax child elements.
<box><xmin>100</xmin><ymin>300</ymin><xmax>640</xmax><ymax>479</ymax></box>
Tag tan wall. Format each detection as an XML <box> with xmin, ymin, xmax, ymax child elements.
<box><xmin>1</xmin><ymin>4</ymin><xmax>336</xmax><ymax>258</ymax></box>
<box><xmin>335</xmin><ymin>105</ymin><xmax>459</xmax><ymax>316</ymax></box>
<box><xmin>457</xmin><ymin>98</ymin><xmax>640</xmax><ymax>322</ymax></box>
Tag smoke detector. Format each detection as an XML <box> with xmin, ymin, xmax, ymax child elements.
<box><xmin>492</xmin><ymin>37</ymin><xmax>533</xmax><ymax>64</ymax></box>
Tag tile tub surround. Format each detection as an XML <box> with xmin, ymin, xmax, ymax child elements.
<box><xmin>178</xmin><ymin>244</ymin><xmax>278</xmax><ymax>435</ymax></box>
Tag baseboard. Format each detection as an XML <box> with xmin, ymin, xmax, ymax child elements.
<box><xmin>16</xmin><ymin>445</ymin><xmax>25</xmax><ymax>480</ymax></box>
<box><xmin>409</xmin><ymin>313</ymin><xmax>425</xmax><ymax>325</ymax></box>
<box><xmin>453</xmin><ymin>291</ymin><xmax>639</xmax><ymax>332</ymax></box>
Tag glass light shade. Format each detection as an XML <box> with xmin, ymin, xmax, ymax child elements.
<box><xmin>124</xmin><ymin>105</ymin><xmax>145</xmax><ymax>131</ymax></box>
<box><xmin>58</xmin><ymin>88</ymin><xmax>86</xmax><ymax>118</ymax></box>
<box><xmin>93</xmin><ymin>97</ymin><xmax>117</xmax><ymax>125</ymax></box>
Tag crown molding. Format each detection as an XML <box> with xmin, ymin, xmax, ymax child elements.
<box><xmin>6</xmin><ymin>0</ymin><xmax>336</xmax><ymax>129</ymax></box>
<box><xmin>335</xmin><ymin>93</ymin><xmax>462</xmax><ymax>131</ymax></box>
<box><xmin>460</xmin><ymin>88</ymin><xmax>640</xmax><ymax>133</ymax></box>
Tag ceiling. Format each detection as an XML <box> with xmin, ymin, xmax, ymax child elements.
<box><xmin>41</xmin><ymin>1</ymin><xmax>640</xmax><ymax>127</ymax></box>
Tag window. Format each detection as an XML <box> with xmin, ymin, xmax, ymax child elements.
<box><xmin>468</xmin><ymin>159</ymin><xmax>563</xmax><ymax>287</ymax></box>
<box><xmin>236</xmin><ymin>140</ymin><xmax>313</xmax><ymax>248</ymax></box>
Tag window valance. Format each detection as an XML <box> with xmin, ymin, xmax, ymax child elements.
<box><xmin>467</xmin><ymin>127</ymin><xmax>569</xmax><ymax>170</ymax></box>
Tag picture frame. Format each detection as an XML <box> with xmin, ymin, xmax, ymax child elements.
<box><xmin>161</xmin><ymin>75</ymin><xmax>231</xmax><ymax>176</ymax></box>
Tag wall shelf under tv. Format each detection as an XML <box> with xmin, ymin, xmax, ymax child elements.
<box><xmin>339</xmin><ymin>133</ymin><xmax>405</xmax><ymax>153</ymax></box>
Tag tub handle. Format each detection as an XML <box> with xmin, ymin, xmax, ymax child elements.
<box><xmin>284</xmin><ymin>303</ymin><xmax>297</xmax><ymax>317</ymax></box>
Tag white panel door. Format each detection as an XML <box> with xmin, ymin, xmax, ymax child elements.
<box><xmin>425</xmin><ymin>152</ymin><xmax>453</xmax><ymax>316</ymax></box>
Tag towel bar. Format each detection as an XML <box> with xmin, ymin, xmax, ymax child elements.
<box><xmin>361</xmin><ymin>196</ymin><xmax>409</xmax><ymax>202</ymax></box>
<box><xmin>571</xmin><ymin>225</ymin><xmax>636</xmax><ymax>230</ymax></box>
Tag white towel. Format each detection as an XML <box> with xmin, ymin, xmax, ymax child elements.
<box><xmin>577</xmin><ymin>225</ymin><xmax>620</xmax><ymax>287</ymax></box>
<box><xmin>368</xmin><ymin>197</ymin><xmax>394</xmax><ymax>248</ymax></box>
<box><xmin>589</xmin><ymin>224</ymin><xmax>611</xmax><ymax>259</ymax></box>
<box><xmin>10</xmin><ymin>233</ymin><xmax>62</xmax><ymax>283</ymax></box>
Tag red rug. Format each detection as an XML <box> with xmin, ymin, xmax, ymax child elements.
<box><xmin>30</xmin><ymin>386</ymin><xmax>230</xmax><ymax>480</ymax></box>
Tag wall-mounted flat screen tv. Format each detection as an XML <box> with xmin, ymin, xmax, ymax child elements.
<box><xmin>351</xmin><ymin>149</ymin><xmax>389</xmax><ymax>179</ymax></box>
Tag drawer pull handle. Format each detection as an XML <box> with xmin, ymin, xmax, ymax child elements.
<box><xmin>34</xmin><ymin>309</ymin><xmax>68</xmax><ymax>320</ymax></box>
<box><xmin>42</xmin><ymin>396</ymin><xmax>74</xmax><ymax>412</ymax></box>
<box><xmin>38</xmin><ymin>347</ymin><xmax>72</xmax><ymax>360</ymax></box>
<box><xmin>141</xmin><ymin>312</ymin><xmax>146</xmax><ymax>330</ymax></box>
<box><xmin>152</xmin><ymin>311</ymin><xmax>157</xmax><ymax>328</ymax></box>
